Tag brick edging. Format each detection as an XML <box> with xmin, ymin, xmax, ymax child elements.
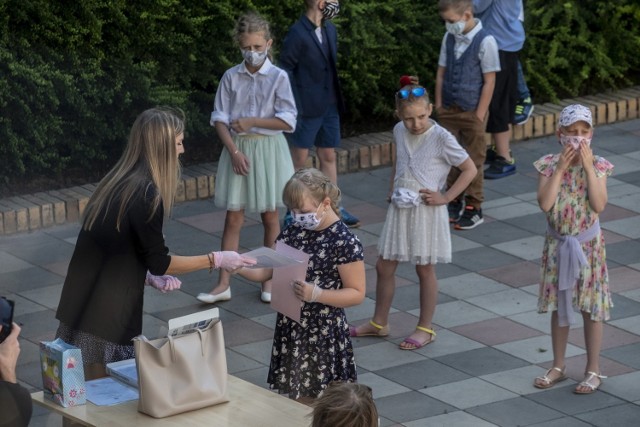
<box><xmin>1</xmin><ymin>86</ymin><xmax>639</xmax><ymax>236</ymax></box>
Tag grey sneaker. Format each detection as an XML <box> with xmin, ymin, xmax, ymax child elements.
<box><xmin>454</xmin><ymin>206</ymin><xmax>483</xmax><ymax>230</ymax></box>
<box><xmin>447</xmin><ymin>199</ymin><xmax>465</xmax><ymax>223</ymax></box>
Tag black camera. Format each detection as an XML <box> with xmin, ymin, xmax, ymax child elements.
<box><xmin>0</xmin><ymin>297</ymin><xmax>15</xmax><ymax>343</ymax></box>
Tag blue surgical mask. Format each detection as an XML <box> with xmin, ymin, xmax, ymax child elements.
<box><xmin>446</xmin><ymin>20</ymin><xmax>466</xmax><ymax>36</ymax></box>
<box><xmin>241</xmin><ymin>48</ymin><xmax>268</xmax><ymax>67</ymax></box>
<box><xmin>292</xmin><ymin>205</ymin><xmax>325</xmax><ymax>230</ymax></box>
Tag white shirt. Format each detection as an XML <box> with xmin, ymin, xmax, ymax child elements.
<box><xmin>210</xmin><ymin>58</ymin><xmax>297</xmax><ymax>135</ymax></box>
<box><xmin>437</xmin><ymin>19</ymin><xmax>501</xmax><ymax>73</ymax></box>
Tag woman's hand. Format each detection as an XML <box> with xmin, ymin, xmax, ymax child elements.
<box><xmin>0</xmin><ymin>323</ymin><xmax>21</xmax><ymax>383</ymax></box>
<box><xmin>146</xmin><ymin>273</ymin><xmax>182</xmax><ymax>293</ymax></box>
<box><xmin>214</xmin><ymin>251</ymin><xmax>257</xmax><ymax>272</ymax></box>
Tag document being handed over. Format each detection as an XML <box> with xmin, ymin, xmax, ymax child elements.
<box><xmin>243</xmin><ymin>246</ymin><xmax>306</xmax><ymax>269</ymax></box>
<box><xmin>270</xmin><ymin>241</ymin><xmax>309</xmax><ymax>324</ymax></box>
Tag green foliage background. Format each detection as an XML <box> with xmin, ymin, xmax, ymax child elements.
<box><xmin>1</xmin><ymin>0</ymin><xmax>638</xmax><ymax>196</ymax></box>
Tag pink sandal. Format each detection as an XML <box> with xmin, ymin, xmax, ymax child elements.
<box><xmin>399</xmin><ymin>326</ymin><xmax>436</xmax><ymax>350</ymax></box>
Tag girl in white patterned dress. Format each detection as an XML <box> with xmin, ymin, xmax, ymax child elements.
<box><xmin>351</xmin><ymin>84</ymin><xmax>476</xmax><ymax>349</ymax></box>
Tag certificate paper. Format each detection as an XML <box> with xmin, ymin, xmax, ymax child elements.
<box><xmin>86</xmin><ymin>377</ymin><xmax>139</xmax><ymax>406</ymax></box>
<box><xmin>271</xmin><ymin>241</ymin><xmax>309</xmax><ymax>324</ymax></box>
<box><xmin>243</xmin><ymin>246</ymin><xmax>305</xmax><ymax>269</ymax></box>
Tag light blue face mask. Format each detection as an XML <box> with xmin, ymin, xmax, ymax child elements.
<box><xmin>446</xmin><ymin>19</ymin><xmax>466</xmax><ymax>36</ymax></box>
<box><xmin>241</xmin><ymin>48</ymin><xmax>268</xmax><ymax>67</ymax></box>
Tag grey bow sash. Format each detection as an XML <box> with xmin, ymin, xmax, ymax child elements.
<box><xmin>546</xmin><ymin>220</ymin><xmax>600</xmax><ymax>327</ymax></box>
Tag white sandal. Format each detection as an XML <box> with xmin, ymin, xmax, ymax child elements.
<box><xmin>534</xmin><ymin>366</ymin><xmax>567</xmax><ymax>389</ymax></box>
<box><xmin>574</xmin><ymin>371</ymin><xmax>606</xmax><ymax>394</ymax></box>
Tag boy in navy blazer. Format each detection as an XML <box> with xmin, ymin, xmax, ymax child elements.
<box><xmin>279</xmin><ymin>0</ymin><xmax>360</xmax><ymax>227</ymax></box>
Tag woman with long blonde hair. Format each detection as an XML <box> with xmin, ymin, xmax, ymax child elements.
<box><xmin>55</xmin><ymin>107</ymin><xmax>255</xmax><ymax>379</ymax></box>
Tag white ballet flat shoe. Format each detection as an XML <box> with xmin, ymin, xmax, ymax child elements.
<box><xmin>260</xmin><ymin>292</ymin><xmax>272</xmax><ymax>303</ymax></box>
<box><xmin>197</xmin><ymin>288</ymin><xmax>231</xmax><ymax>304</ymax></box>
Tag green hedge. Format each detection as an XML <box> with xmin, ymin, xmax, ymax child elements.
<box><xmin>1</xmin><ymin>0</ymin><xmax>638</xmax><ymax>196</ymax></box>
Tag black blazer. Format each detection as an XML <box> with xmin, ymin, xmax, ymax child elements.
<box><xmin>279</xmin><ymin>16</ymin><xmax>345</xmax><ymax>118</ymax></box>
<box><xmin>56</xmin><ymin>183</ymin><xmax>171</xmax><ymax>345</ymax></box>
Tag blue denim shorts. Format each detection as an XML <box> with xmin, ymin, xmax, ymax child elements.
<box><xmin>289</xmin><ymin>104</ymin><xmax>341</xmax><ymax>149</ymax></box>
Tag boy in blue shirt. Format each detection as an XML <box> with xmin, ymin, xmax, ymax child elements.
<box><xmin>435</xmin><ymin>0</ymin><xmax>500</xmax><ymax>229</ymax></box>
<box><xmin>474</xmin><ymin>0</ymin><xmax>525</xmax><ymax>179</ymax></box>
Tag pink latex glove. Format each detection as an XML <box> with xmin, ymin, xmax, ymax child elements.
<box><xmin>145</xmin><ymin>272</ymin><xmax>182</xmax><ymax>293</ymax></box>
<box><xmin>213</xmin><ymin>251</ymin><xmax>257</xmax><ymax>272</ymax></box>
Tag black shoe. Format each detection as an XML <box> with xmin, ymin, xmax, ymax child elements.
<box><xmin>455</xmin><ymin>206</ymin><xmax>484</xmax><ymax>230</ymax></box>
<box><xmin>485</xmin><ymin>147</ymin><xmax>497</xmax><ymax>165</ymax></box>
<box><xmin>447</xmin><ymin>199</ymin><xmax>464</xmax><ymax>223</ymax></box>
<box><xmin>484</xmin><ymin>156</ymin><xmax>516</xmax><ymax>180</ymax></box>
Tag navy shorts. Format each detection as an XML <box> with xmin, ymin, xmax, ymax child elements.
<box><xmin>289</xmin><ymin>104</ymin><xmax>341</xmax><ymax>149</ymax></box>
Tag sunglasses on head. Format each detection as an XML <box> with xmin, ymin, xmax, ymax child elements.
<box><xmin>396</xmin><ymin>87</ymin><xmax>426</xmax><ymax>99</ymax></box>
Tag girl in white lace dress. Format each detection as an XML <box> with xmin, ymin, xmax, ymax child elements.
<box><xmin>351</xmin><ymin>84</ymin><xmax>476</xmax><ymax>349</ymax></box>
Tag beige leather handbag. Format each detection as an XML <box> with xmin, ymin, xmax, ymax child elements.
<box><xmin>133</xmin><ymin>319</ymin><xmax>229</xmax><ymax>418</ymax></box>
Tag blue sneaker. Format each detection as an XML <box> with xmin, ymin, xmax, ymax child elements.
<box><xmin>283</xmin><ymin>210</ymin><xmax>293</xmax><ymax>228</ymax></box>
<box><xmin>484</xmin><ymin>156</ymin><xmax>516</xmax><ymax>180</ymax></box>
<box><xmin>339</xmin><ymin>207</ymin><xmax>360</xmax><ymax>228</ymax></box>
<box><xmin>513</xmin><ymin>97</ymin><xmax>534</xmax><ymax>125</ymax></box>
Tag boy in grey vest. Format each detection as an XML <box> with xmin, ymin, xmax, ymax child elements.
<box><xmin>435</xmin><ymin>0</ymin><xmax>500</xmax><ymax>230</ymax></box>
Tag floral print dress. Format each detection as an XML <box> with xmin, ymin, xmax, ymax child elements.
<box><xmin>534</xmin><ymin>154</ymin><xmax>614</xmax><ymax>321</ymax></box>
<box><xmin>267</xmin><ymin>221</ymin><xmax>363</xmax><ymax>399</ymax></box>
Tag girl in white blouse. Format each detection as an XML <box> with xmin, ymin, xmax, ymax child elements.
<box><xmin>198</xmin><ymin>12</ymin><xmax>297</xmax><ymax>305</ymax></box>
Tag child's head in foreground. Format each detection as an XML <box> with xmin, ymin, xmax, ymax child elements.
<box><xmin>283</xmin><ymin>168</ymin><xmax>341</xmax><ymax>216</ymax></box>
<box><xmin>557</xmin><ymin>104</ymin><xmax>593</xmax><ymax>150</ymax></box>
<box><xmin>310</xmin><ymin>382</ymin><xmax>378</xmax><ymax>427</ymax></box>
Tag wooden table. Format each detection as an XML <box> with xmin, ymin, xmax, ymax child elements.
<box><xmin>32</xmin><ymin>375</ymin><xmax>311</xmax><ymax>426</ymax></box>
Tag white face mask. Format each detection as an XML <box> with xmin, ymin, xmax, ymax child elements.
<box><xmin>446</xmin><ymin>20</ymin><xmax>466</xmax><ymax>36</ymax></box>
<box><xmin>292</xmin><ymin>205</ymin><xmax>324</xmax><ymax>230</ymax></box>
<box><xmin>560</xmin><ymin>134</ymin><xmax>591</xmax><ymax>150</ymax></box>
<box><xmin>241</xmin><ymin>48</ymin><xmax>268</xmax><ymax>67</ymax></box>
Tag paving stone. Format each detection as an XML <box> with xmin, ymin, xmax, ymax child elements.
<box><xmin>575</xmin><ymin>403</ymin><xmax>640</xmax><ymax>427</ymax></box>
<box><xmin>433</xmin><ymin>347</ymin><xmax>529</xmax><ymax>377</ymax></box>
<box><xmin>420</xmin><ymin>377</ymin><xmax>518</xmax><ymax>410</ymax></box>
<box><xmin>374</xmin><ymin>391</ymin><xmax>457</xmax><ymax>424</ymax></box>
<box><xmin>466</xmin><ymin>397</ymin><xmax>565</xmax><ymax>426</ymax></box>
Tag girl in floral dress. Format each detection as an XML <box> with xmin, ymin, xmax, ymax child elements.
<box><xmin>239</xmin><ymin>168</ymin><xmax>366</xmax><ymax>403</ymax></box>
<box><xmin>532</xmin><ymin>104</ymin><xmax>613</xmax><ymax>394</ymax></box>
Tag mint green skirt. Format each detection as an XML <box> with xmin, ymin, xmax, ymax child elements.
<box><xmin>214</xmin><ymin>133</ymin><xmax>294</xmax><ymax>213</ymax></box>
